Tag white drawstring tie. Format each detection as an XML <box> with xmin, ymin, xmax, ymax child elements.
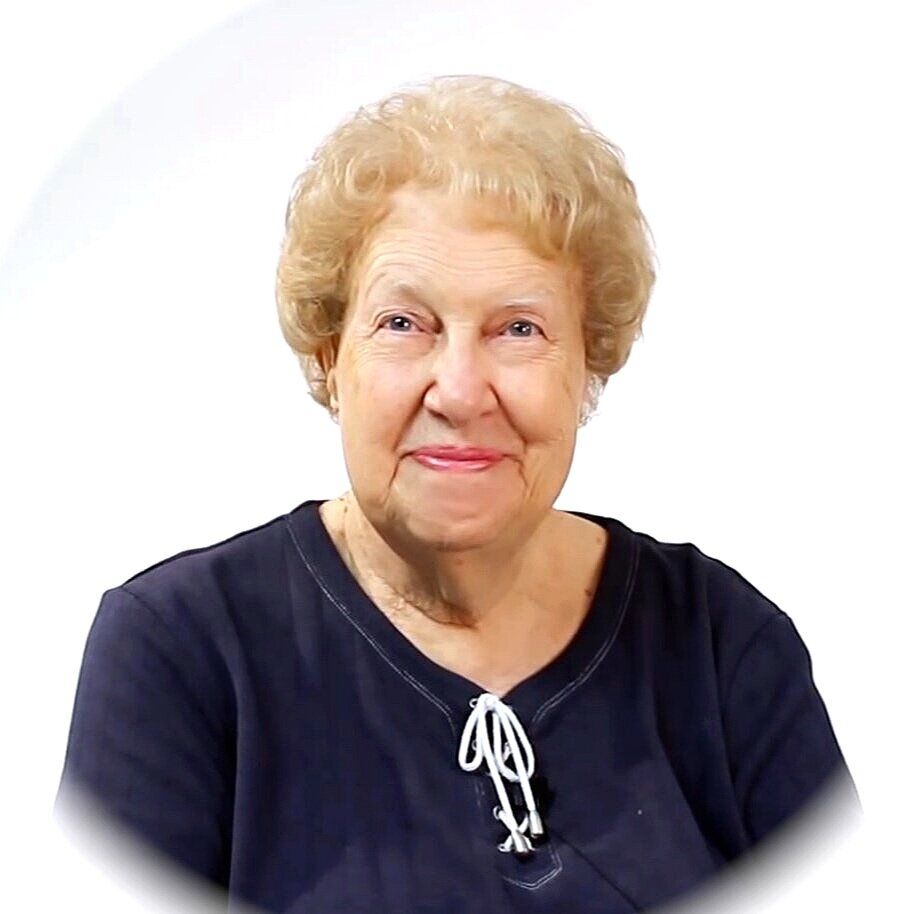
<box><xmin>457</xmin><ymin>692</ymin><xmax>544</xmax><ymax>855</ymax></box>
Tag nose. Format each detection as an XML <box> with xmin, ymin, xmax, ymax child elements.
<box><xmin>423</xmin><ymin>330</ymin><xmax>498</xmax><ymax>425</ymax></box>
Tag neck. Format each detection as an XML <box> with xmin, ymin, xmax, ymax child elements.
<box><xmin>333</xmin><ymin>491</ymin><xmax>558</xmax><ymax>629</ymax></box>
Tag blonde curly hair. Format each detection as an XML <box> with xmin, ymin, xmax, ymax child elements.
<box><xmin>275</xmin><ymin>75</ymin><xmax>656</xmax><ymax>425</ymax></box>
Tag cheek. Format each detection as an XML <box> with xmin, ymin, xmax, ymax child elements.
<box><xmin>343</xmin><ymin>359</ymin><xmax>417</xmax><ymax>447</ymax></box>
<box><xmin>505</xmin><ymin>364</ymin><xmax>581</xmax><ymax>438</ymax></box>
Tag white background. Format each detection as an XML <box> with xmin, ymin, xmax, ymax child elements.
<box><xmin>1</xmin><ymin>1</ymin><xmax>909</xmax><ymax>911</ymax></box>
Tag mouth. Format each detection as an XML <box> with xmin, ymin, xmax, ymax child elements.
<box><xmin>409</xmin><ymin>453</ymin><xmax>504</xmax><ymax>473</ymax></box>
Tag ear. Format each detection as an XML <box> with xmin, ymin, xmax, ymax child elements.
<box><xmin>317</xmin><ymin>341</ymin><xmax>339</xmax><ymax>394</ymax></box>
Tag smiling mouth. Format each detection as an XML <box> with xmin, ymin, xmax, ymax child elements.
<box><xmin>410</xmin><ymin>453</ymin><xmax>503</xmax><ymax>472</ymax></box>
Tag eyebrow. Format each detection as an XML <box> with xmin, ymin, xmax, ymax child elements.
<box><xmin>368</xmin><ymin>278</ymin><xmax>557</xmax><ymax>309</ymax></box>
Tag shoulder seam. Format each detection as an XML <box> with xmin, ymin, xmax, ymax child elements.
<box><xmin>113</xmin><ymin>585</ymin><xmax>232</xmax><ymax>767</ymax></box>
<box><xmin>118</xmin><ymin>583</ymin><xmax>172</xmax><ymax>631</ymax></box>
<box><xmin>720</xmin><ymin>611</ymin><xmax>787</xmax><ymax>711</ymax></box>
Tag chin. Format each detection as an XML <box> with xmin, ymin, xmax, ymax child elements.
<box><xmin>398</xmin><ymin>504</ymin><xmax>508</xmax><ymax>552</ymax></box>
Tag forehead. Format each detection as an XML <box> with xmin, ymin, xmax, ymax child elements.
<box><xmin>353</xmin><ymin>186</ymin><xmax>579</xmax><ymax>301</ymax></box>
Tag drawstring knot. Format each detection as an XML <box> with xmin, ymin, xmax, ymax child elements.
<box><xmin>457</xmin><ymin>693</ymin><xmax>545</xmax><ymax>855</ymax></box>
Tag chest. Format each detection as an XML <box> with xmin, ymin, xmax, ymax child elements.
<box><xmin>227</xmin><ymin>653</ymin><xmax>728</xmax><ymax>913</ymax></box>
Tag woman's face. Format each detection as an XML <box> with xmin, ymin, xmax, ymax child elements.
<box><xmin>328</xmin><ymin>185</ymin><xmax>588</xmax><ymax>554</ymax></box>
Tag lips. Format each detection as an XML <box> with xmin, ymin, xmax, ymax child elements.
<box><xmin>409</xmin><ymin>446</ymin><xmax>505</xmax><ymax>473</ymax></box>
<box><xmin>411</xmin><ymin>455</ymin><xmax>502</xmax><ymax>472</ymax></box>
<box><xmin>411</xmin><ymin>447</ymin><xmax>504</xmax><ymax>461</ymax></box>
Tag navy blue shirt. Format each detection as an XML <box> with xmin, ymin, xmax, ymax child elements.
<box><xmin>58</xmin><ymin>499</ymin><xmax>851</xmax><ymax>912</ymax></box>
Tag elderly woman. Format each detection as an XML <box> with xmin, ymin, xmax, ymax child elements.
<box><xmin>58</xmin><ymin>76</ymin><xmax>853</xmax><ymax>913</ymax></box>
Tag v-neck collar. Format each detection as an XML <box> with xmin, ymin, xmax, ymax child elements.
<box><xmin>285</xmin><ymin>498</ymin><xmax>639</xmax><ymax>730</ymax></box>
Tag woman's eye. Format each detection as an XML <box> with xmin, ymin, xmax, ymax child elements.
<box><xmin>380</xmin><ymin>314</ymin><xmax>417</xmax><ymax>332</ymax></box>
<box><xmin>503</xmin><ymin>319</ymin><xmax>543</xmax><ymax>338</ymax></box>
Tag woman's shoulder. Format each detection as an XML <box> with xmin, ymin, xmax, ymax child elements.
<box><xmin>74</xmin><ymin>501</ymin><xmax>319</xmax><ymax>731</ymax></box>
<box><xmin>57</xmin><ymin>501</ymin><xmax>304</xmax><ymax>883</ymax></box>
<box><xmin>83</xmin><ymin>501</ymin><xmax>321</xmax><ymax>666</ymax></box>
<box><xmin>574</xmin><ymin>511</ymin><xmax>851</xmax><ymax>820</ymax></box>
<box><xmin>112</xmin><ymin>500</ymin><xmax>306</xmax><ymax>612</ymax></box>
<box><xmin>568</xmin><ymin>508</ymin><xmax>790</xmax><ymax>668</ymax></box>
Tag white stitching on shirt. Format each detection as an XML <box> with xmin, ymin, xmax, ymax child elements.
<box><xmin>285</xmin><ymin>518</ymin><xmax>456</xmax><ymax>734</ymax></box>
<box><xmin>503</xmin><ymin>843</ymin><xmax>563</xmax><ymax>889</ymax></box>
<box><xmin>470</xmin><ymin>778</ymin><xmax>563</xmax><ymax>889</ymax></box>
<box><xmin>531</xmin><ymin>541</ymin><xmax>641</xmax><ymax>729</ymax></box>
